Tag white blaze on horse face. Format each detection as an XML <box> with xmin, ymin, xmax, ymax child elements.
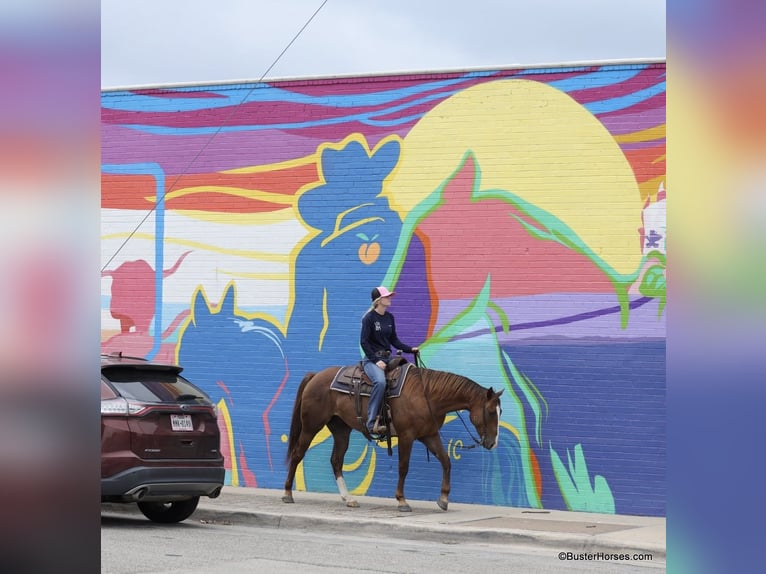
<box><xmin>492</xmin><ymin>405</ymin><xmax>501</xmax><ymax>449</ymax></box>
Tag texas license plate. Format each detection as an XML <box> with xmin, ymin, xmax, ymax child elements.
<box><xmin>170</xmin><ymin>414</ymin><xmax>193</xmax><ymax>431</ymax></box>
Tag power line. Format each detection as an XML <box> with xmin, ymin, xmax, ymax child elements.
<box><xmin>101</xmin><ymin>0</ymin><xmax>330</xmax><ymax>272</ymax></box>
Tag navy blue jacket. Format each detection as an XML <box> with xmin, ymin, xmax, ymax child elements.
<box><xmin>360</xmin><ymin>310</ymin><xmax>413</xmax><ymax>362</ymax></box>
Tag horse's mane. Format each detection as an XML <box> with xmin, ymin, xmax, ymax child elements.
<box><xmin>418</xmin><ymin>367</ymin><xmax>483</xmax><ymax>399</ymax></box>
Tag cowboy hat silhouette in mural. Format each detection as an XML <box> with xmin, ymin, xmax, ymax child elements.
<box><xmin>177</xmin><ymin>137</ymin><xmax>432</xmax><ymax>486</ymax></box>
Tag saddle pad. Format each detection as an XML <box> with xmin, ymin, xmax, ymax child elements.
<box><xmin>330</xmin><ymin>362</ymin><xmax>412</xmax><ymax>399</ymax></box>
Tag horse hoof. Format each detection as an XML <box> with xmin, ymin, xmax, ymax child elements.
<box><xmin>346</xmin><ymin>500</ymin><xmax>359</xmax><ymax>508</ymax></box>
<box><xmin>437</xmin><ymin>499</ymin><xmax>448</xmax><ymax>511</ymax></box>
<box><xmin>282</xmin><ymin>495</ymin><xmax>294</xmax><ymax>504</ymax></box>
<box><xmin>398</xmin><ymin>504</ymin><xmax>412</xmax><ymax>513</ymax></box>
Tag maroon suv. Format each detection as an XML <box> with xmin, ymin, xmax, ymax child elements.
<box><xmin>101</xmin><ymin>352</ymin><xmax>224</xmax><ymax>523</ymax></box>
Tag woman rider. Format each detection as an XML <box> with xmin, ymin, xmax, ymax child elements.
<box><xmin>360</xmin><ymin>286</ymin><xmax>419</xmax><ymax>434</ymax></box>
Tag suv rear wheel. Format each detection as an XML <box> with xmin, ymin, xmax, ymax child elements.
<box><xmin>137</xmin><ymin>497</ymin><xmax>200</xmax><ymax>523</ymax></box>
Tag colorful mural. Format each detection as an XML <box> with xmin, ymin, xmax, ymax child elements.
<box><xmin>101</xmin><ymin>62</ymin><xmax>666</xmax><ymax>516</ymax></box>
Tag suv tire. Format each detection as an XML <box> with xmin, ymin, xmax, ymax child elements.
<box><xmin>137</xmin><ymin>497</ymin><xmax>200</xmax><ymax>523</ymax></box>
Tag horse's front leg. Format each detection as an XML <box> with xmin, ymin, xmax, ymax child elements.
<box><xmin>327</xmin><ymin>418</ymin><xmax>358</xmax><ymax>507</ymax></box>
<box><xmin>420</xmin><ymin>433</ymin><xmax>452</xmax><ymax>511</ymax></box>
<box><xmin>395</xmin><ymin>437</ymin><xmax>415</xmax><ymax>512</ymax></box>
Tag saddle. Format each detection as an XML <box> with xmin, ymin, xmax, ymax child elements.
<box><xmin>330</xmin><ymin>356</ymin><xmax>412</xmax><ymax>439</ymax></box>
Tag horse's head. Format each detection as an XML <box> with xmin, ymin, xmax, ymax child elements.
<box><xmin>469</xmin><ymin>387</ymin><xmax>504</xmax><ymax>450</ymax></box>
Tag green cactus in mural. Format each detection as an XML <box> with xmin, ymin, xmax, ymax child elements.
<box><xmin>638</xmin><ymin>250</ymin><xmax>666</xmax><ymax>318</ymax></box>
<box><xmin>549</xmin><ymin>443</ymin><xmax>615</xmax><ymax>514</ymax></box>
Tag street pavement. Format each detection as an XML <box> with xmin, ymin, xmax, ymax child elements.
<box><xmin>103</xmin><ymin>486</ymin><xmax>665</xmax><ymax>562</ymax></box>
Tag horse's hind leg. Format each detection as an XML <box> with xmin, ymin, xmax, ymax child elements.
<box><xmin>420</xmin><ymin>433</ymin><xmax>452</xmax><ymax>511</ymax></box>
<box><xmin>327</xmin><ymin>417</ymin><xmax>358</xmax><ymax>508</ymax></box>
<box><xmin>282</xmin><ymin>427</ymin><xmax>319</xmax><ymax>503</ymax></box>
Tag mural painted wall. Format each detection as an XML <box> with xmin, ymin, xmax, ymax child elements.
<box><xmin>101</xmin><ymin>62</ymin><xmax>666</xmax><ymax>516</ymax></box>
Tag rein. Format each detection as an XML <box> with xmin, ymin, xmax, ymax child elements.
<box><xmin>414</xmin><ymin>352</ymin><xmax>483</xmax><ymax>451</ymax></box>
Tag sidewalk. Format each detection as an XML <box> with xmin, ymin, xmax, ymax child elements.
<box><xmin>104</xmin><ymin>486</ymin><xmax>665</xmax><ymax>562</ymax></box>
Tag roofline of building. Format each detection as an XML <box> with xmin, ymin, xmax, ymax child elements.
<box><xmin>102</xmin><ymin>57</ymin><xmax>665</xmax><ymax>92</ymax></box>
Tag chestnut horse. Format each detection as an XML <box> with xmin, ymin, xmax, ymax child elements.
<box><xmin>281</xmin><ymin>364</ymin><xmax>503</xmax><ymax>512</ymax></box>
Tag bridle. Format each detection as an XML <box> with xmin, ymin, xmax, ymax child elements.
<box><xmin>414</xmin><ymin>352</ymin><xmax>486</xmax><ymax>451</ymax></box>
<box><xmin>455</xmin><ymin>407</ymin><xmax>487</xmax><ymax>451</ymax></box>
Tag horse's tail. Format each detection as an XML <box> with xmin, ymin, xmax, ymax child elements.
<box><xmin>285</xmin><ymin>371</ymin><xmax>316</xmax><ymax>462</ymax></box>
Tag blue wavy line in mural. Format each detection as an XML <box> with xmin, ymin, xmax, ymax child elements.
<box><xmin>545</xmin><ymin>65</ymin><xmax>648</xmax><ymax>91</ymax></box>
<box><xmin>102</xmin><ymin>65</ymin><xmax>650</xmax><ymax>115</ymax></box>
<box><xmin>115</xmin><ymin>78</ymin><xmax>665</xmax><ymax>137</ymax></box>
<box><xmin>108</xmin><ymin>79</ymin><xmax>664</xmax><ymax>140</ymax></box>
<box><xmin>115</xmin><ymin>87</ymin><xmax>472</xmax><ymax>135</ymax></box>
<box><xmin>102</xmin><ymin>73</ymin><xmax>492</xmax><ymax>113</ymax></box>
<box><xmin>587</xmin><ymin>80</ymin><xmax>666</xmax><ymax>115</ymax></box>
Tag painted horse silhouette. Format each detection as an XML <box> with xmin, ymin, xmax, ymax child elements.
<box><xmin>282</xmin><ymin>364</ymin><xmax>503</xmax><ymax>512</ymax></box>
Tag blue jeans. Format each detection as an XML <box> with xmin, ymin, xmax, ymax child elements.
<box><xmin>363</xmin><ymin>359</ymin><xmax>387</xmax><ymax>429</ymax></box>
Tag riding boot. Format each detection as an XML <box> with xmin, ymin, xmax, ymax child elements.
<box><xmin>366</xmin><ymin>382</ymin><xmax>385</xmax><ymax>431</ymax></box>
<box><xmin>370</xmin><ymin>416</ymin><xmax>387</xmax><ymax>435</ymax></box>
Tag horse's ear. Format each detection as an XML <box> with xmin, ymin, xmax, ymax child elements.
<box><xmin>221</xmin><ymin>283</ymin><xmax>236</xmax><ymax>315</ymax></box>
<box><xmin>487</xmin><ymin>387</ymin><xmax>503</xmax><ymax>399</ymax></box>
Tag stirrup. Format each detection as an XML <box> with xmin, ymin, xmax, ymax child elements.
<box><xmin>371</xmin><ymin>422</ymin><xmax>387</xmax><ymax>435</ymax></box>
<box><xmin>367</xmin><ymin>418</ymin><xmax>386</xmax><ymax>435</ymax></box>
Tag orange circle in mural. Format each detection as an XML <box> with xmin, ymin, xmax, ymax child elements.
<box><xmin>358</xmin><ymin>242</ymin><xmax>380</xmax><ymax>265</ymax></box>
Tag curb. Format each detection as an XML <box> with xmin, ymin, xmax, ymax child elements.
<box><xmin>102</xmin><ymin>502</ymin><xmax>665</xmax><ymax>561</ymax></box>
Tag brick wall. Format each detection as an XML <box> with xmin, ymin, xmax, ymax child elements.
<box><xmin>102</xmin><ymin>61</ymin><xmax>666</xmax><ymax>515</ymax></box>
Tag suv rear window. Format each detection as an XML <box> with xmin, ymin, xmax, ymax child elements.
<box><xmin>102</xmin><ymin>367</ymin><xmax>210</xmax><ymax>404</ymax></box>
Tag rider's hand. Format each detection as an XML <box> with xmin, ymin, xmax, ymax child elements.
<box><xmin>376</xmin><ymin>360</ymin><xmax>386</xmax><ymax>369</ymax></box>
<box><xmin>412</xmin><ymin>346</ymin><xmax>419</xmax><ymax>353</ymax></box>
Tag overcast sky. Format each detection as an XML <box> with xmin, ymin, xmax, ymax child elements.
<box><xmin>101</xmin><ymin>0</ymin><xmax>665</xmax><ymax>89</ymax></box>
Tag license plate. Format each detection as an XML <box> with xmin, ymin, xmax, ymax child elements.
<box><xmin>170</xmin><ymin>414</ymin><xmax>193</xmax><ymax>431</ymax></box>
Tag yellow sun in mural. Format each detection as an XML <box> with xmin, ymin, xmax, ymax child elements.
<box><xmin>384</xmin><ymin>79</ymin><xmax>643</xmax><ymax>275</ymax></box>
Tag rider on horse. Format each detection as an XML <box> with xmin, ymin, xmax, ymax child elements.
<box><xmin>360</xmin><ymin>286</ymin><xmax>419</xmax><ymax>435</ymax></box>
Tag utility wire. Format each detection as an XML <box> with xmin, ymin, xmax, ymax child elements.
<box><xmin>101</xmin><ymin>0</ymin><xmax>330</xmax><ymax>272</ymax></box>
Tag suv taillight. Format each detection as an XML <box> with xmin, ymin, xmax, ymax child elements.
<box><xmin>100</xmin><ymin>397</ymin><xmax>146</xmax><ymax>416</ymax></box>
